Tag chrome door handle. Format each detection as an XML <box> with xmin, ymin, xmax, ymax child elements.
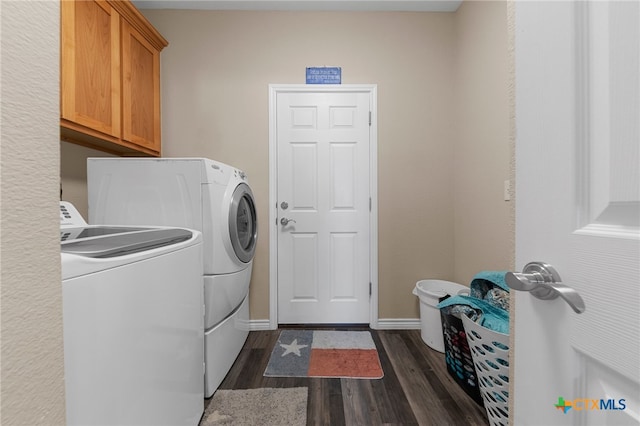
<box><xmin>505</xmin><ymin>262</ymin><xmax>586</xmax><ymax>314</ymax></box>
<box><xmin>280</xmin><ymin>217</ymin><xmax>296</xmax><ymax>226</ymax></box>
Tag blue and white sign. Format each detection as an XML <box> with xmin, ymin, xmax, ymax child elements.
<box><xmin>306</xmin><ymin>67</ymin><xmax>342</xmax><ymax>84</ymax></box>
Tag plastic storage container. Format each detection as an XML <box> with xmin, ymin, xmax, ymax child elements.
<box><xmin>462</xmin><ymin>314</ymin><xmax>510</xmax><ymax>426</ymax></box>
<box><xmin>441</xmin><ymin>310</ymin><xmax>484</xmax><ymax>406</ymax></box>
<box><xmin>413</xmin><ymin>280</ymin><xmax>468</xmax><ymax>352</ymax></box>
<box><xmin>437</xmin><ymin>271</ymin><xmax>510</xmax><ymax>410</ymax></box>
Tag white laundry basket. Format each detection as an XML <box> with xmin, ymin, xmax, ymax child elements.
<box><xmin>413</xmin><ymin>280</ymin><xmax>469</xmax><ymax>352</ymax></box>
<box><xmin>462</xmin><ymin>313</ymin><xmax>510</xmax><ymax>426</ymax></box>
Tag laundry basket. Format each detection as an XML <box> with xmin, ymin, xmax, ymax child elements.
<box><xmin>462</xmin><ymin>314</ymin><xmax>510</xmax><ymax>426</ymax></box>
<box><xmin>439</xmin><ymin>309</ymin><xmax>484</xmax><ymax>406</ymax></box>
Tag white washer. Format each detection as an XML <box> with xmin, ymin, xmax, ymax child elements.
<box><xmin>60</xmin><ymin>202</ymin><xmax>204</xmax><ymax>425</ymax></box>
<box><xmin>87</xmin><ymin>158</ymin><xmax>257</xmax><ymax>397</ymax></box>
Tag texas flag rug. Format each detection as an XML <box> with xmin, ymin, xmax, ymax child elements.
<box><xmin>264</xmin><ymin>330</ymin><xmax>384</xmax><ymax>379</ymax></box>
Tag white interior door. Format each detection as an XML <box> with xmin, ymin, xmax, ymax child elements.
<box><xmin>514</xmin><ymin>2</ymin><xmax>639</xmax><ymax>425</ymax></box>
<box><xmin>273</xmin><ymin>87</ymin><xmax>373</xmax><ymax>324</ymax></box>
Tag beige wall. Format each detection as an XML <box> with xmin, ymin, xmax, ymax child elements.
<box><xmin>61</xmin><ymin>3</ymin><xmax>513</xmax><ymax>322</ymax></box>
<box><xmin>142</xmin><ymin>10</ymin><xmax>458</xmax><ymax>320</ymax></box>
<box><xmin>1</xmin><ymin>1</ymin><xmax>66</xmax><ymax>424</ymax></box>
<box><xmin>0</xmin><ymin>2</ymin><xmax>510</xmax><ymax>423</ymax></box>
<box><xmin>452</xmin><ymin>1</ymin><xmax>513</xmax><ymax>283</ymax></box>
<box><xmin>60</xmin><ymin>142</ymin><xmax>115</xmax><ymax>219</ymax></box>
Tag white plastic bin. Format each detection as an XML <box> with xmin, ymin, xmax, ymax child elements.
<box><xmin>413</xmin><ymin>279</ymin><xmax>469</xmax><ymax>352</ymax></box>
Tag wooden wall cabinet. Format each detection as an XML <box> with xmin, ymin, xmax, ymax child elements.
<box><xmin>61</xmin><ymin>0</ymin><xmax>167</xmax><ymax>156</ymax></box>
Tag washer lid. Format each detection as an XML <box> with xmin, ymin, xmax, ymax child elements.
<box><xmin>61</xmin><ymin>228</ymin><xmax>193</xmax><ymax>258</ymax></box>
<box><xmin>61</xmin><ymin>226</ymin><xmax>150</xmax><ymax>242</ymax></box>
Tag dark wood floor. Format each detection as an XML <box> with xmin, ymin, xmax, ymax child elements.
<box><xmin>208</xmin><ymin>327</ymin><xmax>489</xmax><ymax>425</ymax></box>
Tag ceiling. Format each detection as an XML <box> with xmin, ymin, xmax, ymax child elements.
<box><xmin>132</xmin><ymin>0</ymin><xmax>463</xmax><ymax>12</ymax></box>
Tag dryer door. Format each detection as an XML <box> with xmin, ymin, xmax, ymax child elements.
<box><xmin>229</xmin><ymin>183</ymin><xmax>257</xmax><ymax>263</ymax></box>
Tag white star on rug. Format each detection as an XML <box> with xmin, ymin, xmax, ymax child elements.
<box><xmin>279</xmin><ymin>339</ymin><xmax>308</xmax><ymax>357</ymax></box>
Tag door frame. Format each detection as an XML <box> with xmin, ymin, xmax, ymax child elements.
<box><xmin>268</xmin><ymin>84</ymin><xmax>378</xmax><ymax>330</ymax></box>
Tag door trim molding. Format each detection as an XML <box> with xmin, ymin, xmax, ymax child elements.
<box><xmin>268</xmin><ymin>84</ymin><xmax>379</xmax><ymax>330</ymax></box>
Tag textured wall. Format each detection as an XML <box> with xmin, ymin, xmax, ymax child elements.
<box><xmin>0</xmin><ymin>1</ymin><xmax>66</xmax><ymax>424</ymax></box>
<box><xmin>507</xmin><ymin>2</ymin><xmax>516</xmax><ymax>421</ymax></box>
<box><xmin>452</xmin><ymin>1</ymin><xmax>513</xmax><ymax>284</ymax></box>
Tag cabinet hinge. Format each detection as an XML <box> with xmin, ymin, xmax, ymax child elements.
<box><xmin>369</xmin><ymin>111</ymin><xmax>372</xmax><ymax>126</ymax></box>
<box><xmin>369</xmin><ymin>282</ymin><xmax>372</xmax><ymax>296</ymax></box>
<box><xmin>369</xmin><ymin>197</ymin><xmax>372</xmax><ymax>212</ymax></box>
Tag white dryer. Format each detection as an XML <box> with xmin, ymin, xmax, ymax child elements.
<box><xmin>60</xmin><ymin>202</ymin><xmax>204</xmax><ymax>425</ymax></box>
<box><xmin>87</xmin><ymin>158</ymin><xmax>257</xmax><ymax>397</ymax></box>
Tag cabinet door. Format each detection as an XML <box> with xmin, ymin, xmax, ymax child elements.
<box><xmin>121</xmin><ymin>20</ymin><xmax>162</xmax><ymax>154</ymax></box>
<box><xmin>61</xmin><ymin>0</ymin><xmax>121</xmax><ymax>138</ymax></box>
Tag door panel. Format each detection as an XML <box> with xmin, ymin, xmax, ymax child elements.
<box><xmin>291</xmin><ymin>142</ymin><xmax>318</xmax><ymax>210</ymax></box>
<box><xmin>276</xmin><ymin>90</ymin><xmax>371</xmax><ymax>324</ymax></box>
<box><xmin>514</xmin><ymin>1</ymin><xmax>639</xmax><ymax>425</ymax></box>
<box><xmin>61</xmin><ymin>0</ymin><xmax>120</xmax><ymax>137</ymax></box>
<box><xmin>121</xmin><ymin>20</ymin><xmax>161</xmax><ymax>152</ymax></box>
<box><xmin>291</xmin><ymin>233</ymin><xmax>318</xmax><ymax>300</ymax></box>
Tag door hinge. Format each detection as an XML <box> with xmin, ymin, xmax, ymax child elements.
<box><xmin>369</xmin><ymin>282</ymin><xmax>372</xmax><ymax>296</ymax></box>
<box><xmin>369</xmin><ymin>197</ymin><xmax>372</xmax><ymax>212</ymax></box>
<box><xmin>369</xmin><ymin>111</ymin><xmax>372</xmax><ymax>126</ymax></box>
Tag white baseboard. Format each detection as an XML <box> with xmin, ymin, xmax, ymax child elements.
<box><xmin>248</xmin><ymin>319</ymin><xmax>273</xmax><ymax>331</ymax></box>
<box><xmin>374</xmin><ymin>318</ymin><xmax>421</xmax><ymax>330</ymax></box>
<box><xmin>249</xmin><ymin>318</ymin><xmax>421</xmax><ymax>331</ymax></box>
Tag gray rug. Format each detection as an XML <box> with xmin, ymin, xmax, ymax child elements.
<box><xmin>200</xmin><ymin>387</ymin><xmax>308</xmax><ymax>426</ymax></box>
